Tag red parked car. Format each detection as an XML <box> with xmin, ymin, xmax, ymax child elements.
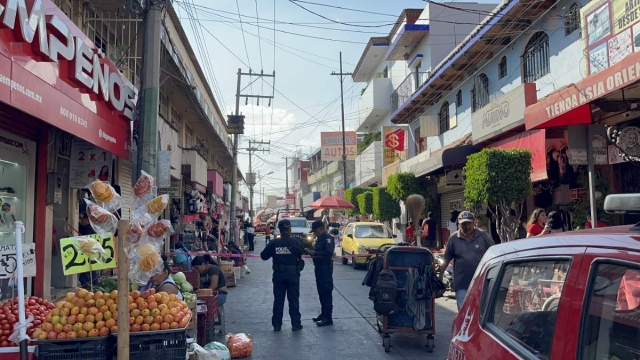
<box><xmin>449</xmin><ymin>194</ymin><xmax>640</xmax><ymax>360</ymax></box>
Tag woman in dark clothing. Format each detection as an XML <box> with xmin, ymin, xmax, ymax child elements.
<box><xmin>228</xmin><ymin>242</ymin><xmax>244</xmax><ymax>268</ymax></box>
<box><xmin>191</xmin><ymin>254</ymin><xmax>227</xmax><ymax>305</ymax></box>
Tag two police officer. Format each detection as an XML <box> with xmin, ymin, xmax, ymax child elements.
<box><xmin>306</xmin><ymin>220</ymin><xmax>335</xmax><ymax>327</ymax></box>
<box><xmin>260</xmin><ymin>219</ymin><xmax>305</xmax><ymax>332</ymax></box>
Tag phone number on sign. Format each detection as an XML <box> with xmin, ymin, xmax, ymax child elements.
<box><xmin>60</xmin><ymin>107</ymin><xmax>88</xmax><ymax>128</ymax></box>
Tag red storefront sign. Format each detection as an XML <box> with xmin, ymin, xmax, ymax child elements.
<box><xmin>0</xmin><ymin>0</ymin><xmax>137</xmax><ymax>159</ymax></box>
<box><xmin>570</xmin><ymin>188</ymin><xmax>587</xmax><ymax>200</ymax></box>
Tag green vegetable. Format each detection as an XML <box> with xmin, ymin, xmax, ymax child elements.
<box><xmin>181</xmin><ymin>282</ymin><xmax>193</xmax><ymax>292</ymax></box>
<box><xmin>173</xmin><ymin>272</ymin><xmax>186</xmax><ymax>284</ymax></box>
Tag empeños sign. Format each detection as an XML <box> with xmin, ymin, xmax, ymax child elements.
<box><xmin>0</xmin><ymin>0</ymin><xmax>136</xmax><ymax>120</ymax></box>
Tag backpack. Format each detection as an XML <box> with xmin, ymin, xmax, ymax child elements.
<box><xmin>373</xmin><ymin>269</ymin><xmax>399</xmax><ymax>316</ymax></box>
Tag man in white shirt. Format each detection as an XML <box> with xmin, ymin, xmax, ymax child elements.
<box><xmin>247</xmin><ymin>222</ymin><xmax>256</xmax><ymax>251</ymax></box>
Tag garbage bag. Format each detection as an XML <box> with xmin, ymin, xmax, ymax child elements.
<box><xmin>226</xmin><ymin>333</ymin><xmax>253</xmax><ymax>358</ymax></box>
<box><xmin>243</xmin><ymin>265</ymin><xmax>250</xmax><ymax>274</ymax></box>
<box><xmin>187</xmin><ymin>342</ymin><xmax>230</xmax><ymax>360</ymax></box>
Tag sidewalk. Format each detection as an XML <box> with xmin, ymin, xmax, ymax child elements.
<box><xmin>223</xmin><ymin>236</ymin><xmax>457</xmax><ymax>359</ymax></box>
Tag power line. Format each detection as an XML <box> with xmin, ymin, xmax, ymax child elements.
<box><xmin>254</xmin><ymin>0</ymin><xmax>264</xmax><ymax>71</ymax></box>
<box><xmin>287</xmin><ymin>0</ymin><xmax>396</xmax><ymax>28</ymax></box>
<box><xmin>289</xmin><ymin>0</ymin><xmax>398</xmax><ymax>17</ymax></box>
<box><xmin>235</xmin><ymin>0</ymin><xmax>252</xmax><ymax>70</ymax></box>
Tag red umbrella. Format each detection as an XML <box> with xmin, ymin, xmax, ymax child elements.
<box><xmin>310</xmin><ymin>196</ymin><xmax>355</xmax><ymax>210</ymax></box>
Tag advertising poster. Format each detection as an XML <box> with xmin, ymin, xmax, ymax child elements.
<box><xmin>582</xmin><ymin>0</ymin><xmax>640</xmax><ymax>74</ymax></box>
<box><xmin>320</xmin><ymin>131</ymin><xmax>357</xmax><ymax>161</ymax></box>
<box><xmin>382</xmin><ymin>126</ymin><xmax>407</xmax><ymax>166</ymax></box>
<box><xmin>70</xmin><ymin>138</ymin><xmax>113</xmax><ymax>189</ymax></box>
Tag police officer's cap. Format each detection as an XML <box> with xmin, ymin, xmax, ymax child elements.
<box><xmin>278</xmin><ymin>219</ymin><xmax>291</xmax><ymax>230</ymax></box>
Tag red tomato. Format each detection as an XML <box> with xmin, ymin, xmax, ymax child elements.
<box><xmin>0</xmin><ymin>340</ymin><xmax>8</xmax><ymax>347</ymax></box>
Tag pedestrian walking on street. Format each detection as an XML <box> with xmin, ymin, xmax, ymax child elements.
<box><xmin>307</xmin><ymin>220</ymin><xmax>335</xmax><ymax>327</ymax></box>
<box><xmin>439</xmin><ymin>211</ymin><xmax>494</xmax><ymax>310</ymax></box>
<box><xmin>260</xmin><ymin>219</ymin><xmax>305</xmax><ymax>332</ymax></box>
<box><xmin>423</xmin><ymin>212</ymin><xmax>437</xmax><ymax>248</ymax></box>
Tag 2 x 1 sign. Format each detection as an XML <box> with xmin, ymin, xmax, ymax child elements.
<box><xmin>60</xmin><ymin>233</ymin><xmax>116</xmax><ymax>275</ymax></box>
<box><xmin>0</xmin><ymin>243</ymin><xmax>36</xmax><ymax>279</ymax></box>
<box><xmin>320</xmin><ymin>131</ymin><xmax>357</xmax><ymax>161</ymax></box>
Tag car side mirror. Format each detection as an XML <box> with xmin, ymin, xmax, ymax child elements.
<box><xmin>345</xmin><ymin>234</ymin><xmax>352</xmax><ymax>238</ymax></box>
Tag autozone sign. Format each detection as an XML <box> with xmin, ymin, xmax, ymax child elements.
<box><xmin>0</xmin><ymin>0</ymin><xmax>136</xmax><ymax>121</ymax></box>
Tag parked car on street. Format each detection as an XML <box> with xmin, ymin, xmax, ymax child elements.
<box><xmin>449</xmin><ymin>194</ymin><xmax>640</xmax><ymax>360</ymax></box>
<box><xmin>341</xmin><ymin>222</ymin><xmax>396</xmax><ymax>269</ymax></box>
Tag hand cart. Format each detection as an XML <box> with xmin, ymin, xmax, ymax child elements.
<box><xmin>368</xmin><ymin>243</ymin><xmax>437</xmax><ymax>353</ymax></box>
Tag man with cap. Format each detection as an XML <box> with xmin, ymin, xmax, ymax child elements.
<box><xmin>439</xmin><ymin>211</ymin><xmax>494</xmax><ymax>310</ymax></box>
<box><xmin>306</xmin><ymin>220</ymin><xmax>335</xmax><ymax>326</ymax></box>
<box><xmin>260</xmin><ymin>218</ymin><xmax>305</xmax><ymax>331</ymax></box>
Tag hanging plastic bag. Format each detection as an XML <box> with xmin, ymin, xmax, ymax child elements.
<box><xmin>125</xmin><ymin>220</ymin><xmax>144</xmax><ymax>244</ymax></box>
<box><xmin>146</xmin><ymin>220</ymin><xmax>175</xmax><ymax>239</ymax></box>
<box><xmin>128</xmin><ymin>242</ymin><xmax>163</xmax><ymax>285</ymax></box>
<box><xmin>132</xmin><ymin>194</ymin><xmax>169</xmax><ymax>221</ymax></box>
<box><xmin>73</xmin><ymin>236</ymin><xmax>108</xmax><ymax>263</ymax></box>
<box><xmin>87</xmin><ymin>180</ymin><xmax>123</xmax><ymax>213</ymax></box>
<box><xmin>133</xmin><ymin>170</ymin><xmax>154</xmax><ymax>200</ymax></box>
<box><xmin>226</xmin><ymin>333</ymin><xmax>253</xmax><ymax>358</ymax></box>
<box><xmin>85</xmin><ymin>200</ymin><xmax>117</xmax><ymax>234</ymax></box>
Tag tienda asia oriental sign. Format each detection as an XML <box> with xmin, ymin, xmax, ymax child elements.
<box><xmin>0</xmin><ymin>0</ymin><xmax>136</xmax><ymax>121</ymax></box>
<box><xmin>320</xmin><ymin>131</ymin><xmax>357</xmax><ymax>161</ymax></box>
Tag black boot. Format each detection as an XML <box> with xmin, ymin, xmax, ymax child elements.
<box><xmin>292</xmin><ymin>324</ymin><xmax>303</xmax><ymax>331</ymax></box>
<box><xmin>312</xmin><ymin>314</ymin><xmax>323</xmax><ymax>322</ymax></box>
<box><xmin>316</xmin><ymin>318</ymin><xmax>333</xmax><ymax>327</ymax></box>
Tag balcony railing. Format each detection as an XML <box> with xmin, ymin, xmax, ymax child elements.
<box><xmin>391</xmin><ymin>72</ymin><xmax>429</xmax><ymax>112</ymax></box>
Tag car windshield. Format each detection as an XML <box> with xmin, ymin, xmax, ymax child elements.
<box><xmin>288</xmin><ymin>219</ymin><xmax>307</xmax><ymax>228</ymax></box>
<box><xmin>355</xmin><ymin>224</ymin><xmax>391</xmax><ymax>238</ymax></box>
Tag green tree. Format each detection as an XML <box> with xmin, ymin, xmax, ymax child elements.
<box><xmin>372</xmin><ymin>187</ymin><xmax>401</xmax><ymax>222</ymax></box>
<box><xmin>357</xmin><ymin>131</ymin><xmax>381</xmax><ymax>154</ymax></box>
<box><xmin>464</xmin><ymin>148</ymin><xmax>533</xmax><ymax>242</ymax></box>
<box><xmin>386</xmin><ymin>172</ymin><xmax>424</xmax><ymax>202</ymax></box>
<box><xmin>357</xmin><ymin>191</ymin><xmax>374</xmax><ymax>215</ymax></box>
<box><xmin>345</xmin><ymin>187</ymin><xmax>371</xmax><ymax>215</ymax></box>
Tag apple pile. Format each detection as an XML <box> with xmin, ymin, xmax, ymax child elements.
<box><xmin>0</xmin><ymin>296</ymin><xmax>55</xmax><ymax>347</ymax></box>
<box><xmin>32</xmin><ymin>288</ymin><xmax>191</xmax><ymax>341</ymax></box>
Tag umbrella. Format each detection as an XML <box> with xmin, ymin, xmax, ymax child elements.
<box><xmin>310</xmin><ymin>196</ymin><xmax>355</xmax><ymax>210</ymax></box>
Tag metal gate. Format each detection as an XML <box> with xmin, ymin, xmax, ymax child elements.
<box><xmin>439</xmin><ymin>188</ymin><xmax>465</xmax><ymax>228</ymax></box>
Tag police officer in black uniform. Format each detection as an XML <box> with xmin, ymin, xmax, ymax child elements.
<box><xmin>307</xmin><ymin>220</ymin><xmax>335</xmax><ymax>326</ymax></box>
<box><xmin>260</xmin><ymin>218</ymin><xmax>305</xmax><ymax>332</ymax></box>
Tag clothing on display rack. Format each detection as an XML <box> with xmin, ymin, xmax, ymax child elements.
<box><xmin>405</xmin><ymin>268</ymin><xmax>427</xmax><ymax>330</ymax></box>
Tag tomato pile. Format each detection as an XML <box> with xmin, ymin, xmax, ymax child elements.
<box><xmin>0</xmin><ymin>296</ymin><xmax>55</xmax><ymax>347</ymax></box>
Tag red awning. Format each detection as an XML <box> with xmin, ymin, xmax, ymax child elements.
<box><xmin>489</xmin><ymin>129</ymin><xmax>548</xmax><ymax>182</ymax></box>
<box><xmin>524</xmin><ymin>51</ymin><xmax>640</xmax><ymax>130</ymax></box>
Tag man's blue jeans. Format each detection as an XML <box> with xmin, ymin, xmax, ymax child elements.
<box><xmin>456</xmin><ymin>289</ymin><xmax>467</xmax><ymax>310</ymax></box>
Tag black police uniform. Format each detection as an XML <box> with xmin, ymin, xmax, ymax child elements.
<box><xmin>312</xmin><ymin>230</ymin><xmax>335</xmax><ymax>324</ymax></box>
<box><xmin>260</xmin><ymin>223</ymin><xmax>305</xmax><ymax>331</ymax></box>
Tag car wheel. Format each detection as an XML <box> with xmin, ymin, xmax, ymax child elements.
<box><xmin>352</xmin><ymin>252</ymin><xmax>358</xmax><ymax>269</ymax></box>
<box><xmin>341</xmin><ymin>251</ymin><xmax>348</xmax><ymax>265</ymax></box>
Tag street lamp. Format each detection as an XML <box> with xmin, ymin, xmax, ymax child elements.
<box><xmin>257</xmin><ymin>171</ymin><xmax>273</xmax><ymax>210</ymax></box>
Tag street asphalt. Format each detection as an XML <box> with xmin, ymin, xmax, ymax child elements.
<box><xmin>222</xmin><ymin>235</ymin><xmax>458</xmax><ymax>359</ymax></box>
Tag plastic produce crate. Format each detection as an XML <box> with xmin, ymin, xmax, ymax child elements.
<box><xmin>198</xmin><ymin>294</ymin><xmax>219</xmax><ymax>322</ymax></box>
<box><xmin>36</xmin><ymin>336</ymin><xmax>115</xmax><ymax>360</ymax></box>
<box><xmin>183</xmin><ymin>270</ymin><xmax>200</xmax><ymax>288</ymax></box>
<box><xmin>129</xmin><ymin>328</ymin><xmax>187</xmax><ymax>360</ymax></box>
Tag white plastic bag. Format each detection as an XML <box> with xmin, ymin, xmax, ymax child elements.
<box><xmin>187</xmin><ymin>342</ymin><xmax>230</xmax><ymax>360</ymax></box>
<box><xmin>243</xmin><ymin>265</ymin><xmax>250</xmax><ymax>274</ymax></box>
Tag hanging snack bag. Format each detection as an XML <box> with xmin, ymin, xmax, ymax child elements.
<box><xmin>129</xmin><ymin>242</ymin><xmax>163</xmax><ymax>284</ymax></box>
<box><xmin>146</xmin><ymin>219</ymin><xmax>174</xmax><ymax>239</ymax></box>
<box><xmin>73</xmin><ymin>236</ymin><xmax>108</xmax><ymax>263</ymax></box>
<box><xmin>146</xmin><ymin>194</ymin><xmax>169</xmax><ymax>216</ymax></box>
<box><xmin>133</xmin><ymin>170</ymin><xmax>154</xmax><ymax>199</ymax></box>
<box><xmin>125</xmin><ymin>220</ymin><xmax>144</xmax><ymax>244</ymax></box>
<box><xmin>85</xmin><ymin>200</ymin><xmax>118</xmax><ymax>234</ymax></box>
<box><xmin>87</xmin><ymin>180</ymin><xmax>123</xmax><ymax>213</ymax></box>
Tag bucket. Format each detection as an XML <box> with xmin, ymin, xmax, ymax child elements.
<box><xmin>240</xmin><ymin>265</ymin><xmax>246</xmax><ymax>278</ymax></box>
<box><xmin>234</xmin><ymin>267</ymin><xmax>241</xmax><ymax>281</ymax></box>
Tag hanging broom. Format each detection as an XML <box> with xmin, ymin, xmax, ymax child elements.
<box><xmin>405</xmin><ymin>194</ymin><xmax>425</xmax><ymax>246</ymax></box>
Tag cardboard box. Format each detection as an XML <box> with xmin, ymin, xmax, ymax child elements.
<box><xmin>225</xmin><ymin>271</ymin><xmax>237</xmax><ymax>287</ymax></box>
<box><xmin>220</xmin><ymin>263</ymin><xmax>234</xmax><ymax>274</ymax></box>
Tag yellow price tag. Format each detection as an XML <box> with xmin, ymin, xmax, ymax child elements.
<box><xmin>60</xmin><ymin>233</ymin><xmax>116</xmax><ymax>275</ymax></box>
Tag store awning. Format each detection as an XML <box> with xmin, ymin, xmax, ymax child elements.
<box><xmin>414</xmin><ymin>135</ymin><xmax>477</xmax><ymax>177</ymax></box>
<box><xmin>489</xmin><ymin>129</ymin><xmax>548</xmax><ymax>182</ymax></box>
<box><xmin>524</xmin><ymin>51</ymin><xmax>640</xmax><ymax>130</ymax></box>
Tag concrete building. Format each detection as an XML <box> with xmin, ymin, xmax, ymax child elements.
<box><xmin>351</xmin><ymin>4</ymin><xmax>497</xmax><ymax>187</ymax></box>
<box><xmin>392</xmin><ymin>0</ymin><xmax>588</xmax><ymax>242</ymax></box>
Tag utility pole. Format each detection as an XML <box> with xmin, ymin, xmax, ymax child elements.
<box><xmin>247</xmin><ymin>140</ymin><xmax>270</xmax><ymax>225</ymax></box>
<box><xmin>136</xmin><ymin>0</ymin><xmax>165</xmax><ymax>177</ymax></box>
<box><xmin>228</xmin><ymin>69</ymin><xmax>274</xmax><ymax>246</ymax></box>
<box><xmin>284</xmin><ymin>156</ymin><xmax>289</xmax><ymax>209</ymax></box>
<box><xmin>331</xmin><ymin>52</ymin><xmax>353</xmax><ymax>193</ymax></box>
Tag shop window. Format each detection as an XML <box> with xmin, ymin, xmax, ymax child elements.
<box><xmin>439</xmin><ymin>101</ymin><xmax>450</xmax><ymax>135</ymax></box>
<box><xmin>456</xmin><ymin>90</ymin><xmax>462</xmax><ymax>108</ymax></box>
<box><xmin>523</xmin><ymin>32</ymin><xmax>550</xmax><ymax>83</ymax></box>
<box><xmin>499</xmin><ymin>56</ymin><xmax>508</xmax><ymax>79</ymax></box>
<box><xmin>486</xmin><ymin>259</ymin><xmax>570</xmax><ymax>358</ymax></box>
<box><xmin>472</xmin><ymin>74</ymin><xmax>490</xmax><ymax>112</ymax></box>
<box><xmin>414</xmin><ymin>127</ymin><xmax>425</xmax><ymax>154</ymax></box>
<box><xmin>159</xmin><ymin>91</ymin><xmax>168</xmax><ymax>120</ymax></box>
<box><xmin>564</xmin><ymin>4</ymin><xmax>581</xmax><ymax>36</ymax></box>
<box><xmin>579</xmin><ymin>262</ymin><xmax>640</xmax><ymax>360</ymax></box>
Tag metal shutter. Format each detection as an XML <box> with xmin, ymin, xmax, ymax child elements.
<box><xmin>117</xmin><ymin>159</ymin><xmax>134</xmax><ymax>220</ymax></box>
<box><xmin>439</xmin><ymin>188</ymin><xmax>465</xmax><ymax>228</ymax></box>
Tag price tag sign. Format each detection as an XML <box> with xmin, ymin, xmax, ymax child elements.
<box><xmin>0</xmin><ymin>243</ymin><xmax>36</xmax><ymax>279</ymax></box>
<box><xmin>60</xmin><ymin>233</ymin><xmax>116</xmax><ymax>275</ymax></box>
